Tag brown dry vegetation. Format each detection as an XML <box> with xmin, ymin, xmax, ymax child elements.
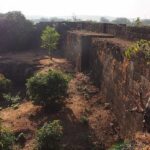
<box><xmin>0</xmin><ymin>49</ymin><xmax>150</xmax><ymax>150</ymax></box>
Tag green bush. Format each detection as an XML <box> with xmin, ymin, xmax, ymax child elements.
<box><xmin>2</xmin><ymin>93</ymin><xmax>21</xmax><ymax>108</ymax></box>
<box><xmin>109</xmin><ymin>140</ymin><xmax>132</xmax><ymax>150</ymax></box>
<box><xmin>80</xmin><ymin>115</ymin><xmax>89</xmax><ymax>125</ymax></box>
<box><xmin>0</xmin><ymin>74</ymin><xmax>12</xmax><ymax>97</ymax></box>
<box><xmin>37</xmin><ymin>120</ymin><xmax>63</xmax><ymax>150</ymax></box>
<box><xmin>125</xmin><ymin>40</ymin><xmax>150</xmax><ymax>64</ymax></box>
<box><xmin>26</xmin><ymin>70</ymin><xmax>69</xmax><ymax>107</ymax></box>
<box><xmin>0</xmin><ymin>122</ymin><xmax>15</xmax><ymax>150</ymax></box>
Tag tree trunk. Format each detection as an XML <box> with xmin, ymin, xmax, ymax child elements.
<box><xmin>49</xmin><ymin>50</ymin><xmax>52</xmax><ymax>60</ymax></box>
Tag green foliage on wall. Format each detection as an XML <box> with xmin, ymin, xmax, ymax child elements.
<box><xmin>125</xmin><ymin>40</ymin><xmax>150</xmax><ymax>64</ymax></box>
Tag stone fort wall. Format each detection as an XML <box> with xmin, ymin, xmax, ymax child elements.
<box><xmin>35</xmin><ymin>21</ymin><xmax>150</xmax><ymax>42</ymax></box>
<box><xmin>64</xmin><ymin>30</ymin><xmax>150</xmax><ymax>138</ymax></box>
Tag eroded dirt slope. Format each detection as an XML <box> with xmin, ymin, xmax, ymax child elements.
<box><xmin>0</xmin><ymin>50</ymin><xmax>150</xmax><ymax>149</ymax></box>
<box><xmin>0</xmin><ymin>51</ymin><xmax>118</xmax><ymax>150</ymax></box>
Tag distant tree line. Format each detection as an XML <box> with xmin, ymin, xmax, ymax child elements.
<box><xmin>0</xmin><ymin>11</ymin><xmax>35</xmax><ymax>51</ymax></box>
<box><xmin>100</xmin><ymin>17</ymin><xmax>150</xmax><ymax>26</ymax></box>
<box><xmin>0</xmin><ymin>11</ymin><xmax>149</xmax><ymax>52</ymax></box>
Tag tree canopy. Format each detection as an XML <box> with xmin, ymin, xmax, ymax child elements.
<box><xmin>0</xmin><ymin>11</ymin><xmax>34</xmax><ymax>51</ymax></box>
<box><xmin>41</xmin><ymin>26</ymin><xmax>60</xmax><ymax>58</ymax></box>
<box><xmin>112</xmin><ymin>17</ymin><xmax>131</xmax><ymax>25</ymax></box>
<box><xmin>134</xmin><ymin>17</ymin><xmax>142</xmax><ymax>27</ymax></box>
<box><xmin>100</xmin><ymin>17</ymin><xmax>110</xmax><ymax>23</ymax></box>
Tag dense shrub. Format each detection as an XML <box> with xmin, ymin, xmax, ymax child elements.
<box><xmin>37</xmin><ymin>120</ymin><xmax>63</xmax><ymax>150</ymax></box>
<box><xmin>80</xmin><ymin>115</ymin><xmax>89</xmax><ymax>125</ymax></box>
<box><xmin>0</xmin><ymin>121</ymin><xmax>15</xmax><ymax>150</ymax></box>
<box><xmin>125</xmin><ymin>39</ymin><xmax>150</xmax><ymax>64</ymax></box>
<box><xmin>109</xmin><ymin>140</ymin><xmax>133</xmax><ymax>150</ymax></box>
<box><xmin>0</xmin><ymin>74</ymin><xmax>12</xmax><ymax>97</ymax></box>
<box><xmin>26</xmin><ymin>70</ymin><xmax>70</xmax><ymax>107</ymax></box>
<box><xmin>2</xmin><ymin>93</ymin><xmax>21</xmax><ymax>108</ymax></box>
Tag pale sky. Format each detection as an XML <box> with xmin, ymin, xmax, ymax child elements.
<box><xmin>0</xmin><ymin>0</ymin><xmax>150</xmax><ymax>19</ymax></box>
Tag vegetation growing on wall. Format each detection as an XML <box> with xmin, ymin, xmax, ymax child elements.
<box><xmin>125</xmin><ymin>40</ymin><xmax>150</xmax><ymax>64</ymax></box>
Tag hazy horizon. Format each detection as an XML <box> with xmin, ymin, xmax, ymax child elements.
<box><xmin>0</xmin><ymin>0</ymin><xmax>150</xmax><ymax>19</ymax></box>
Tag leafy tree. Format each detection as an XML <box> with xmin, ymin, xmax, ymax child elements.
<box><xmin>100</xmin><ymin>17</ymin><xmax>110</xmax><ymax>23</ymax></box>
<box><xmin>41</xmin><ymin>26</ymin><xmax>60</xmax><ymax>60</ymax></box>
<box><xmin>134</xmin><ymin>17</ymin><xmax>142</xmax><ymax>27</ymax></box>
<box><xmin>141</xmin><ymin>19</ymin><xmax>150</xmax><ymax>26</ymax></box>
<box><xmin>112</xmin><ymin>17</ymin><xmax>131</xmax><ymax>25</ymax></box>
<box><xmin>72</xmin><ymin>14</ymin><xmax>81</xmax><ymax>22</ymax></box>
<box><xmin>0</xmin><ymin>11</ymin><xmax>34</xmax><ymax>51</ymax></box>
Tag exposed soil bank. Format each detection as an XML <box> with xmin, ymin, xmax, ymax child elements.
<box><xmin>64</xmin><ymin>30</ymin><xmax>150</xmax><ymax>138</ymax></box>
<box><xmin>0</xmin><ymin>50</ymin><xmax>49</xmax><ymax>86</ymax></box>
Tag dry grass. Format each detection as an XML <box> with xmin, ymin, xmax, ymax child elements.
<box><xmin>1</xmin><ymin>49</ymin><xmax>148</xmax><ymax>149</ymax></box>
